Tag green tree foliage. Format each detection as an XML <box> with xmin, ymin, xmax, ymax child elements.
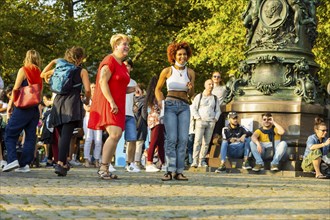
<box><xmin>79</xmin><ymin>0</ymin><xmax>204</xmax><ymax>87</ymax></box>
<box><xmin>0</xmin><ymin>0</ymin><xmax>77</xmax><ymax>86</ymax></box>
<box><xmin>313</xmin><ymin>1</ymin><xmax>330</xmax><ymax>86</ymax></box>
<box><xmin>0</xmin><ymin>0</ymin><xmax>329</xmax><ymax>92</ymax></box>
<box><xmin>178</xmin><ymin>0</ymin><xmax>330</xmax><ymax>90</ymax></box>
<box><xmin>177</xmin><ymin>0</ymin><xmax>247</xmax><ymax>91</ymax></box>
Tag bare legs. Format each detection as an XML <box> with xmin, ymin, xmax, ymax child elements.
<box><xmin>126</xmin><ymin>141</ymin><xmax>136</xmax><ymax>164</ymax></box>
<box><xmin>100</xmin><ymin>125</ymin><xmax>122</xmax><ymax>169</ymax></box>
<box><xmin>312</xmin><ymin>157</ymin><xmax>322</xmax><ymax>177</ymax></box>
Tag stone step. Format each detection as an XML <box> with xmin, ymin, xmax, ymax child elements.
<box><xmin>188</xmin><ymin>166</ymin><xmax>316</xmax><ymax>177</ymax></box>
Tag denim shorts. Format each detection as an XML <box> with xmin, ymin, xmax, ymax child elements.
<box><xmin>124</xmin><ymin>116</ymin><xmax>137</xmax><ymax>141</ymax></box>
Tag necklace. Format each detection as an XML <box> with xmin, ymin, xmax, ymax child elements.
<box><xmin>175</xmin><ymin>67</ymin><xmax>185</xmax><ymax>77</ymax></box>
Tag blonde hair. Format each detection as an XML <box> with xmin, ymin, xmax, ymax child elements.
<box><xmin>64</xmin><ymin>46</ymin><xmax>86</xmax><ymax>66</ymax></box>
<box><xmin>110</xmin><ymin>34</ymin><xmax>131</xmax><ymax>51</ymax></box>
<box><xmin>23</xmin><ymin>50</ymin><xmax>41</xmax><ymax>67</ymax></box>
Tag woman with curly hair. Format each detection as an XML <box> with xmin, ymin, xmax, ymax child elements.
<box><xmin>155</xmin><ymin>42</ymin><xmax>195</xmax><ymax>181</ymax></box>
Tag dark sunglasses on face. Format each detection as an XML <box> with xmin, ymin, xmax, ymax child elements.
<box><xmin>318</xmin><ymin>129</ymin><xmax>327</xmax><ymax>133</ymax></box>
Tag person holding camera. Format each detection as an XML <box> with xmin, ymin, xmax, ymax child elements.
<box><xmin>250</xmin><ymin>113</ymin><xmax>287</xmax><ymax>172</ymax></box>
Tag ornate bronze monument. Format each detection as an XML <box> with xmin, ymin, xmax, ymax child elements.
<box><xmin>224</xmin><ymin>0</ymin><xmax>327</xmax><ymax>173</ymax></box>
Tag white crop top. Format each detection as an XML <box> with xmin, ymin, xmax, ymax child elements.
<box><xmin>166</xmin><ymin>66</ymin><xmax>190</xmax><ymax>92</ymax></box>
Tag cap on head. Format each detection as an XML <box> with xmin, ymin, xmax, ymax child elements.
<box><xmin>228</xmin><ymin>112</ymin><xmax>238</xmax><ymax>119</ymax></box>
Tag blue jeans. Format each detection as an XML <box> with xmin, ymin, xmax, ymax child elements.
<box><xmin>164</xmin><ymin>99</ymin><xmax>190</xmax><ymax>174</ymax></box>
<box><xmin>220</xmin><ymin>137</ymin><xmax>251</xmax><ymax>162</ymax></box>
<box><xmin>250</xmin><ymin>140</ymin><xmax>288</xmax><ymax>165</ymax></box>
<box><xmin>186</xmin><ymin>134</ymin><xmax>195</xmax><ymax>164</ymax></box>
<box><xmin>5</xmin><ymin>106</ymin><xmax>39</xmax><ymax>166</ymax></box>
<box><xmin>124</xmin><ymin>116</ymin><xmax>137</xmax><ymax>141</ymax></box>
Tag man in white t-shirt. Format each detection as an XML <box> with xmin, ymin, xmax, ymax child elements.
<box><xmin>191</xmin><ymin>79</ymin><xmax>221</xmax><ymax>167</ymax></box>
<box><xmin>123</xmin><ymin>58</ymin><xmax>141</xmax><ymax>173</ymax></box>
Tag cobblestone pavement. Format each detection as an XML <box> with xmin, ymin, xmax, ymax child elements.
<box><xmin>0</xmin><ymin>167</ymin><xmax>329</xmax><ymax>220</ymax></box>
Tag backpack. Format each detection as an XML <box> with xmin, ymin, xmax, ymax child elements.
<box><xmin>192</xmin><ymin>93</ymin><xmax>218</xmax><ymax>131</ymax></box>
<box><xmin>196</xmin><ymin>93</ymin><xmax>217</xmax><ymax>112</ymax></box>
<box><xmin>49</xmin><ymin>59</ymin><xmax>81</xmax><ymax>94</ymax></box>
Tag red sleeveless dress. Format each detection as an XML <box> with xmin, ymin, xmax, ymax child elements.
<box><xmin>23</xmin><ymin>64</ymin><xmax>43</xmax><ymax>89</ymax></box>
<box><xmin>88</xmin><ymin>55</ymin><xmax>130</xmax><ymax>131</ymax></box>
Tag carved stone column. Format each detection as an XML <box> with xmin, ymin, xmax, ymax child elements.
<box><xmin>225</xmin><ymin>0</ymin><xmax>327</xmax><ymax>173</ymax></box>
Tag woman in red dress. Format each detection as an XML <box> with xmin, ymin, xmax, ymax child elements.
<box><xmin>88</xmin><ymin>34</ymin><xmax>135</xmax><ymax>179</ymax></box>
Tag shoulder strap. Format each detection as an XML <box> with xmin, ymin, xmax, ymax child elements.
<box><xmin>22</xmin><ymin>67</ymin><xmax>31</xmax><ymax>85</ymax></box>
<box><xmin>187</xmin><ymin>67</ymin><xmax>192</xmax><ymax>81</ymax></box>
<box><xmin>213</xmin><ymin>95</ymin><xmax>217</xmax><ymax>112</ymax></box>
<box><xmin>197</xmin><ymin>93</ymin><xmax>202</xmax><ymax>109</ymax></box>
<box><xmin>168</xmin><ymin>66</ymin><xmax>173</xmax><ymax>78</ymax></box>
<box><xmin>197</xmin><ymin>93</ymin><xmax>217</xmax><ymax>112</ymax></box>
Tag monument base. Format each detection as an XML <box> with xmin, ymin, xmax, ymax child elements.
<box><xmin>210</xmin><ymin>90</ymin><xmax>328</xmax><ymax>173</ymax></box>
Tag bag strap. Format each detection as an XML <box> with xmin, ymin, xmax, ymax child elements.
<box><xmin>197</xmin><ymin>93</ymin><xmax>202</xmax><ymax>109</ymax></box>
<box><xmin>197</xmin><ymin>93</ymin><xmax>217</xmax><ymax>113</ymax></box>
<box><xmin>22</xmin><ymin>67</ymin><xmax>32</xmax><ymax>86</ymax></box>
<box><xmin>193</xmin><ymin>93</ymin><xmax>218</xmax><ymax>131</ymax></box>
<box><xmin>213</xmin><ymin>95</ymin><xmax>217</xmax><ymax>112</ymax></box>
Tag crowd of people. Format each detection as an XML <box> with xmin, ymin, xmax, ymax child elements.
<box><xmin>0</xmin><ymin>34</ymin><xmax>329</xmax><ymax>181</ymax></box>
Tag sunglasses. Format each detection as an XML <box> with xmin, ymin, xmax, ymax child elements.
<box><xmin>213</xmin><ymin>75</ymin><xmax>221</xmax><ymax>79</ymax></box>
<box><xmin>318</xmin><ymin>129</ymin><xmax>327</xmax><ymax>133</ymax></box>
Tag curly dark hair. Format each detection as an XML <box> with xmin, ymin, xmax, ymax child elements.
<box><xmin>167</xmin><ymin>42</ymin><xmax>192</xmax><ymax>65</ymax></box>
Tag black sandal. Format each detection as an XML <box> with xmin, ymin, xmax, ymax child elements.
<box><xmin>54</xmin><ymin>164</ymin><xmax>67</xmax><ymax>177</ymax></box>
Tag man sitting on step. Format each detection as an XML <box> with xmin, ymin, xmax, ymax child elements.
<box><xmin>215</xmin><ymin>112</ymin><xmax>252</xmax><ymax>173</ymax></box>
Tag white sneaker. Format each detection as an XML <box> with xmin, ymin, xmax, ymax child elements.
<box><xmin>109</xmin><ymin>163</ymin><xmax>117</xmax><ymax>172</ymax></box>
<box><xmin>2</xmin><ymin>160</ymin><xmax>20</xmax><ymax>172</ymax></box>
<box><xmin>190</xmin><ymin>162</ymin><xmax>198</xmax><ymax>168</ymax></box>
<box><xmin>199</xmin><ymin>161</ymin><xmax>208</xmax><ymax>167</ymax></box>
<box><xmin>68</xmin><ymin>160</ymin><xmax>82</xmax><ymax>166</ymax></box>
<box><xmin>127</xmin><ymin>163</ymin><xmax>141</xmax><ymax>172</ymax></box>
<box><xmin>0</xmin><ymin>160</ymin><xmax>7</xmax><ymax>170</ymax></box>
<box><xmin>15</xmin><ymin>165</ymin><xmax>31</xmax><ymax>173</ymax></box>
<box><xmin>146</xmin><ymin>164</ymin><xmax>160</xmax><ymax>172</ymax></box>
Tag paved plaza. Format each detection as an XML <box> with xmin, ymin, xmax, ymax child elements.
<box><xmin>0</xmin><ymin>167</ymin><xmax>329</xmax><ymax>219</ymax></box>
